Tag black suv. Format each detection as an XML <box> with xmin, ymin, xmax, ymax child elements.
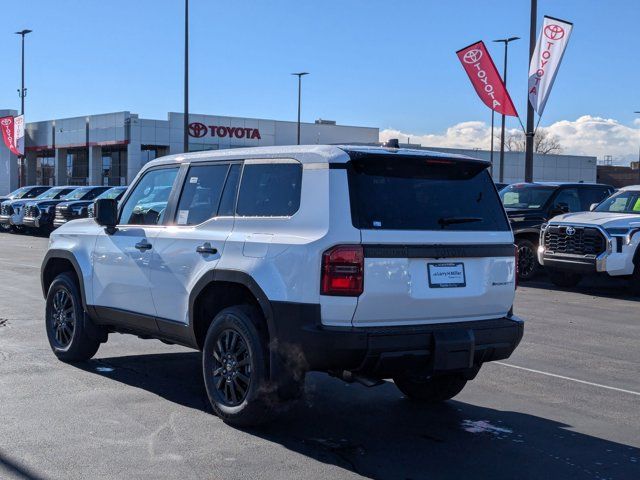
<box><xmin>499</xmin><ymin>182</ymin><xmax>614</xmax><ymax>281</ymax></box>
<box><xmin>0</xmin><ymin>186</ymin><xmax>51</xmax><ymax>232</ymax></box>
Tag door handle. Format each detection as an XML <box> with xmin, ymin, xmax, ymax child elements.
<box><xmin>135</xmin><ymin>240</ymin><xmax>152</xmax><ymax>251</ymax></box>
<box><xmin>196</xmin><ymin>242</ymin><xmax>218</xmax><ymax>255</ymax></box>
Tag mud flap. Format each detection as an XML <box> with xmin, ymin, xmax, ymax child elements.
<box><xmin>433</xmin><ymin>329</ymin><xmax>475</xmax><ymax>371</ymax></box>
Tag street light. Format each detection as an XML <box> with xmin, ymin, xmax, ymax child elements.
<box><xmin>291</xmin><ymin>72</ymin><xmax>309</xmax><ymax>145</ymax></box>
<box><xmin>15</xmin><ymin>29</ymin><xmax>32</xmax><ymax>187</ymax></box>
<box><xmin>634</xmin><ymin>111</ymin><xmax>640</xmax><ymax>179</ymax></box>
<box><xmin>524</xmin><ymin>0</ymin><xmax>538</xmax><ymax>182</ymax></box>
<box><xmin>493</xmin><ymin>36</ymin><xmax>520</xmax><ymax>183</ymax></box>
<box><xmin>183</xmin><ymin>0</ymin><xmax>189</xmax><ymax>154</ymax></box>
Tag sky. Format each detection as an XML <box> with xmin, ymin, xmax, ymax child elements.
<box><xmin>1</xmin><ymin>0</ymin><xmax>639</xmax><ymax>163</ymax></box>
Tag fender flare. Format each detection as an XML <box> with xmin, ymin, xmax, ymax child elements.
<box><xmin>188</xmin><ymin>269</ymin><xmax>276</xmax><ymax>342</ymax></box>
<box><xmin>41</xmin><ymin>249</ymin><xmax>89</xmax><ymax>311</ymax></box>
<box><xmin>513</xmin><ymin>228</ymin><xmax>541</xmax><ymax>237</ymax></box>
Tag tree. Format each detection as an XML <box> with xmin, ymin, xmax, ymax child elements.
<box><xmin>500</xmin><ymin>130</ymin><xmax>563</xmax><ymax>155</ymax></box>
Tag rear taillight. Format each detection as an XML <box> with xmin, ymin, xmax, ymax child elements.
<box><xmin>514</xmin><ymin>244</ymin><xmax>518</xmax><ymax>290</ymax></box>
<box><xmin>321</xmin><ymin>245</ymin><xmax>364</xmax><ymax>296</ymax></box>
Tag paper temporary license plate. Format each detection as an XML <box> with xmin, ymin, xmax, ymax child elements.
<box><xmin>427</xmin><ymin>262</ymin><xmax>466</xmax><ymax>288</ymax></box>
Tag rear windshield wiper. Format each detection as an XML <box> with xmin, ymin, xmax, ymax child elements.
<box><xmin>437</xmin><ymin>216</ymin><xmax>483</xmax><ymax>228</ymax></box>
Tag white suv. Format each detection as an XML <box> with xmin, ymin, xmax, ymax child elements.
<box><xmin>539</xmin><ymin>185</ymin><xmax>640</xmax><ymax>292</ymax></box>
<box><xmin>41</xmin><ymin>145</ymin><xmax>523</xmax><ymax>426</ymax></box>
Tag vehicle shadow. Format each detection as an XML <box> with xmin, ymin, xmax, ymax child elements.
<box><xmin>76</xmin><ymin>352</ymin><xmax>639</xmax><ymax>480</ymax></box>
<box><xmin>522</xmin><ymin>273</ymin><xmax>639</xmax><ymax>301</ymax></box>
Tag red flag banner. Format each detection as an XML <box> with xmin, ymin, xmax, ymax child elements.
<box><xmin>0</xmin><ymin>116</ymin><xmax>20</xmax><ymax>156</ymax></box>
<box><xmin>456</xmin><ymin>41</ymin><xmax>518</xmax><ymax>117</ymax></box>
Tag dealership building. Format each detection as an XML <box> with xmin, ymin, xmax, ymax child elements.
<box><xmin>1</xmin><ymin>107</ymin><xmax>600</xmax><ymax>194</ymax></box>
<box><xmin>0</xmin><ymin>109</ymin><xmax>379</xmax><ymax>193</ymax></box>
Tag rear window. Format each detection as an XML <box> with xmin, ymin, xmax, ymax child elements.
<box><xmin>346</xmin><ymin>156</ymin><xmax>509</xmax><ymax>231</ymax></box>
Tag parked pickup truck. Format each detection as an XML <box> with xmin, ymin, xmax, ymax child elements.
<box><xmin>539</xmin><ymin>185</ymin><xmax>640</xmax><ymax>293</ymax></box>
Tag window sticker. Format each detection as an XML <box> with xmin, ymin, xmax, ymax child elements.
<box><xmin>189</xmin><ymin>177</ymin><xmax>198</xmax><ymax>184</ymax></box>
<box><xmin>177</xmin><ymin>210</ymin><xmax>190</xmax><ymax>225</ymax></box>
<box><xmin>373</xmin><ymin>220</ymin><xmax>382</xmax><ymax>228</ymax></box>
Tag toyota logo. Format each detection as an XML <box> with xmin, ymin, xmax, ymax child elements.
<box><xmin>463</xmin><ymin>49</ymin><xmax>483</xmax><ymax>64</ymax></box>
<box><xmin>565</xmin><ymin>226</ymin><xmax>576</xmax><ymax>236</ymax></box>
<box><xmin>0</xmin><ymin>119</ymin><xmax>11</xmax><ymax>126</ymax></box>
<box><xmin>188</xmin><ymin>122</ymin><xmax>208</xmax><ymax>138</ymax></box>
<box><xmin>544</xmin><ymin>24</ymin><xmax>565</xmax><ymax>40</ymax></box>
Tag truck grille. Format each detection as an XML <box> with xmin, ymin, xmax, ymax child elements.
<box><xmin>24</xmin><ymin>205</ymin><xmax>40</xmax><ymax>219</ymax></box>
<box><xmin>55</xmin><ymin>206</ymin><xmax>76</xmax><ymax>223</ymax></box>
<box><xmin>1</xmin><ymin>204</ymin><xmax>13</xmax><ymax>215</ymax></box>
<box><xmin>544</xmin><ymin>225</ymin><xmax>606</xmax><ymax>256</ymax></box>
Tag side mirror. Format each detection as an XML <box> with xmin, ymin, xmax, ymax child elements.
<box><xmin>590</xmin><ymin>203</ymin><xmax>599</xmax><ymax>211</ymax></box>
<box><xmin>94</xmin><ymin>198</ymin><xmax>118</xmax><ymax>234</ymax></box>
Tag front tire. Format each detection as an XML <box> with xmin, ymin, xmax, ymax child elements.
<box><xmin>516</xmin><ymin>238</ymin><xmax>540</xmax><ymax>281</ymax></box>
<box><xmin>548</xmin><ymin>269</ymin><xmax>582</xmax><ymax>288</ymax></box>
<box><xmin>45</xmin><ymin>272</ymin><xmax>100</xmax><ymax>362</ymax></box>
<box><xmin>202</xmin><ymin>306</ymin><xmax>276</xmax><ymax>426</ymax></box>
<box><xmin>393</xmin><ymin>373</ymin><xmax>467</xmax><ymax>402</ymax></box>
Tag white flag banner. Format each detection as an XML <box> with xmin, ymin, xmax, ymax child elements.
<box><xmin>528</xmin><ymin>16</ymin><xmax>573</xmax><ymax>116</ymax></box>
<box><xmin>13</xmin><ymin>115</ymin><xmax>24</xmax><ymax>155</ymax></box>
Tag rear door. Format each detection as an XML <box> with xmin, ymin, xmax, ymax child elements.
<box><xmin>148</xmin><ymin>162</ymin><xmax>240</xmax><ymax>325</ymax></box>
<box><xmin>346</xmin><ymin>153</ymin><xmax>516</xmax><ymax>327</ymax></box>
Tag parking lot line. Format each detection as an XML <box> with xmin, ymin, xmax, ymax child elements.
<box><xmin>495</xmin><ymin>362</ymin><xmax>640</xmax><ymax>397</ymax></box>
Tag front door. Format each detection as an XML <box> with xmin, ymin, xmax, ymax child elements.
<box><xmin>92</xmin><ymin>166</ymin><xmax>180</xmax><ymax>331</ymax></box>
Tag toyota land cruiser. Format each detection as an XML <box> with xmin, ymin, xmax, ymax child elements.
<box><xmin>41</xmin><ymin>145</ymin><xmax>523</xmax><ymax>426</ymax></box>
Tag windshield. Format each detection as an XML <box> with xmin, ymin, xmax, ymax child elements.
<box><xmin>37</xmin><ymin>188</ymin><xmax>69</xmax><ymax>200</ymax></box>
<box><xmin>62</xmin><ymin>188</ymin><xmax>91</xmax><ymax>200</ymax></box>
<box><xmin>500</xmin><ymin>184</ymin><xmax>556</xmax><ymax>210</ymax></box>
<box><xmin>347</xmin><ymin>156</ymin><xmax>509</xmax><ymax>231</ymax></box>
<box><xmin>96</xmin><ymin>187</ymin><xmax>126</xmax><ymax>200</ymax></box>
<box><xmin>595</xmin><ymin>190</ymin><xmax>640</xmax><ymax>214</ymax></box>
<box><xmin>8</xmin><ymin>187</ymin><xmax>30</xmax><ymax>199</ymax></box>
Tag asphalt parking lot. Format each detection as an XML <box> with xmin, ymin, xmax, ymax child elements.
<box><xmin>0</xmin><ymin>233</ymin><xmax>638</xmax><ymax>480</ymax></box>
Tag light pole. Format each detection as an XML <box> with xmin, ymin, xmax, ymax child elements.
<box><xmin>15</xmin><ymin>29</ymin><xmax>32</xmax><ymax>187</ymax></box>
<box><xmin>291</xmin><ymin>72</ymin><xmax>309</xmax><ymax>145</ymax></box>
<box><xmin>493</xmin><ymin>36</ymin><xmax>520</xmax><ymax>183</ymax></box>
<box><xmin>183</xmin><ymin>0</ymin><xmax>189</xmax><ymax>154</ymax></box>
<box><xmin>634</xmin><ymin>111</ymin><xmax>640</xmax><ymax>181</ymax></box>
<box><xmin>524</xmin><ymin>0</ymin><xmax>538</xmax><ymax>182</ymax></box>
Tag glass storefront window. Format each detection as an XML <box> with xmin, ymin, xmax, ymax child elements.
<box><xmin>67</xmin><ymin>148</ymin><xmax>89</xmax><ymax>186</ymax></box>
<box><xmin>36</xmin><ymin>151</ymin><xmax>55</xmax><ymax>186</ymax></box>
<box><xmin>101</xmin><ymin>147</ymin><xmax>127</xmax><ymax>186</ymax></box>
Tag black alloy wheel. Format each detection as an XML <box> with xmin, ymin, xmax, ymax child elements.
<box><xmin>211</xmin><ymin>329</ymin><xmax>252</xmax><ymax>406</ymax></box>
<box><xmin>517</xmin><ymin>238</ymin><xmax>539</xmax><ymax>281</ymax></box>
<box><xmin>50</xmin><ymin>288</ymin><xmax>76</xmax><ymax>349</ymax></box>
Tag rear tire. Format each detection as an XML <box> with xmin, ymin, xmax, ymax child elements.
<box><xmin>394</xmin><ymin>373</ymin><xmax>467</xmax><ymax>402</ymax></box>
<box><xmin>202</xmin><ymin>305</ymin><xmax>278</xmax><ymax>427</ymax></box>
<box><xmin>45</xmin><ymin>272</ymin><xmax>101</xmax><ymax>362</ymax></box>
<box><xmin>548</xmin><ymin>269</ymin><xmax>582</xmax><ymax>288</ymax></box>
<box><xmin>628</xmin><ymin>266</ymin><xmax>640</xmax><ymax>296</ymax></box>
<box><xmin>516</xmin><ymin>238</ymin><xmax>540</xmax><ymax>281</ymax></box>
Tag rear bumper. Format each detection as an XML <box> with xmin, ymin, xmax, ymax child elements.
<box><xmin>271</xmin><ymin>302</ymin><xmax>524</xmax><ymax>378</ymax></box>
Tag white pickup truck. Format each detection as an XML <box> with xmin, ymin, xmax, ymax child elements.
<box><xmin>538</xmin><ymin>185</ymin><xmax>640</xmax><ymax>292</ymax></box>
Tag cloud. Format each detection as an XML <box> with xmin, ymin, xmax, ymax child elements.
<box><xmin>381</xmin><ymin>115</ymin><xmax>640</xmax><ymax>164</ymax></box>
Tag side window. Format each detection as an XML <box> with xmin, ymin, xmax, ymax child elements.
<box><xmin>119</xmin><ymin>168</ymin><xmax>179</xmax><ymax>225</ymax></box>
<box><xmin>579</xmin><ymin>188</ymin><xmax>611</xmax><ymax>211</ymax></box>
<box><xmin>84</xmin><ymin>188</ymin><xmax>105</xmax><ymax>201</ymax></box>
<box><xmin>218</xmin><ymin>164</ymin><xmax>241</xmax><ymax>216</ymax></box>
<box><xmin>174</xmin><ymin>164</ymin><xmax>229</xmax><ymax>225</ymax></box>
<box><xmin>236</xmin><ymin>163</ymin><xmax>302</xmax><ymax>217</ymax></box>
<box><xmin>554</xmin><ymin>188</ymin><xmax>581</xmax><ymax>212</ymax></box>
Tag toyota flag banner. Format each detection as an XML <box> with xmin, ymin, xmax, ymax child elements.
<box><xmin>0</xmin><ymin>116</ymin><xmax>21</xmax><ymax>156</ymax></box>
<box><xmin>528</xmin><ymin>16</ymin><xmax>573</xmax><ymax>115</ymax></box>
<box><xmin>456</xmin><ymin>41</ymin><xmax>518</xmax><ymax>117</ymax></box>
<box><xmin>14</xmin><ymin>115</ymin><xmax>25</xmax><ymax>155</ymax></box>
